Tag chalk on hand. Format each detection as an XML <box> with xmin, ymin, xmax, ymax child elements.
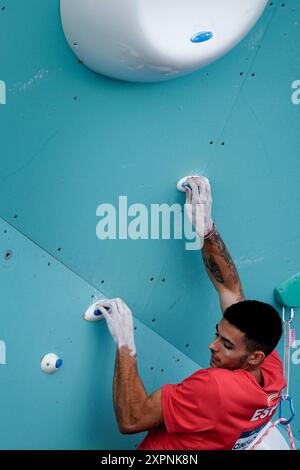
<box><xmin>176</xmin><ymin>175</ymin><xmax>209</xmax><ymax>192</ymax></box>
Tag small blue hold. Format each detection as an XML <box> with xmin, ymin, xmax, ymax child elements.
<box><xmin>94</xmin><ymin>309</ymin><xmax>102</xmax><ymax>316</ymax></box>
<box><xmin>182</xmin><ymin>182</ymin><xmax>191</xmax><ymax>189</ymax></box>
<box><xmin>191</xmin><ymin>31</ymin><xmax>213</xmax><ymax>43</ymax></box>
<box><xmin>55</xmin><ymin>359</ymin><xmax>63</xmax><ymax>369</ymax></box>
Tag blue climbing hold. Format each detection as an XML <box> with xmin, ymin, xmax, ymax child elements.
<box><xmin>191</xmin><ymin>31</ymin><xmax>213</xmax><ymax>43</ymax></box>
<box><xmin>94</xmin><ymin>309</ymin><xmax>102</xmax><ymax>316</ymax></box>
<box><xmin>55</xmin><ymin>359</ymin><xmax>63</xmax><ymax>369</ymax></box>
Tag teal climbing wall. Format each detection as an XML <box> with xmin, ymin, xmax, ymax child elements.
<box><xmin>0</xmin><ymin>0</ymin><xmax>300</xmax><ymax>449</ymax></box>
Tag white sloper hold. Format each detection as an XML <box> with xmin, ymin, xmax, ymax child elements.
<box><xmin>83</xmin><ymin>300</ymin><xmax>110</xmax><ymax>322</ymax></box>
<box><xmin>41</xmin><ymin>353</ymin><xmax>63</xmax><ymax>374</ymax></box>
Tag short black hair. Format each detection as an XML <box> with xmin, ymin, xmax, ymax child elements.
<box><xmin>223</xmin><ymin>300</ymin><xmax>282</xmax><ymax>357</ymax></box>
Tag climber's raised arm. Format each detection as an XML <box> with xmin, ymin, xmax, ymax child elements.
<box><xmin>184</xmin><ymin>176</ymin><xmax>245</xmax><ymax>313</ymax></box>
<box><xmin>201</xmin><ymin>228</ymin><xmax>245</xmax><ymax>313</ymax></box>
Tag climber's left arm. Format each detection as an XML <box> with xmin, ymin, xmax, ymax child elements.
<box><xmin>96</xmin><ymin>298</ymin><xmax>164</xmax><ymax>434</ymax></box>
<box><xmin>113</xmin><ymin>346</ymin><xmax>164</xmax><ymax>434</ymax></box>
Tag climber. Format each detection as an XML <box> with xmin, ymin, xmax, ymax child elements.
<box><xmin>97</xmin><ymin>176</ymin><xmax>285</xmax><ymax>450</ymax></box>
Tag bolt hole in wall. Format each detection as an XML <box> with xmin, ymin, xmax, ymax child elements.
<box><xmin>4</xmin><ymin>250</ymin><xmax>12</xmax><ymax>260</ymax></box>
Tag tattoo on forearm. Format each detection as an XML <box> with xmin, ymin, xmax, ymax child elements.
<box><xmin>203</xmin><ymin>254</ymin><xmax>224</xmax><ymax>283</ymax></box>
<box><xmin>203</xmin><ymin>229</ymin><xmax>240</xmax><ymax>286</ymax></box>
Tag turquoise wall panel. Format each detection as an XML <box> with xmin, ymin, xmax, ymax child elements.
<box><xmin>0</xmin><ymin>218</ymin><xmax>200</xmax><ymax>449</ymax></box>
<box><xmin>0</xmin><ymin>0</ymin><xmax>299</xmax><ymax>447</ymax></box>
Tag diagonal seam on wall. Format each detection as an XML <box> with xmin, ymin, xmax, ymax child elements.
<box><xmin>0</xmin><ymin>215</ymin><xmax>204</xmax><ymax>369</ymax></box>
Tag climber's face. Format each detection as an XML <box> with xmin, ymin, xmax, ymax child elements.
<box><xmin>209</xmin><ymin>318</ymin><xmax>250</xmax><ymax>370</ymax></box>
